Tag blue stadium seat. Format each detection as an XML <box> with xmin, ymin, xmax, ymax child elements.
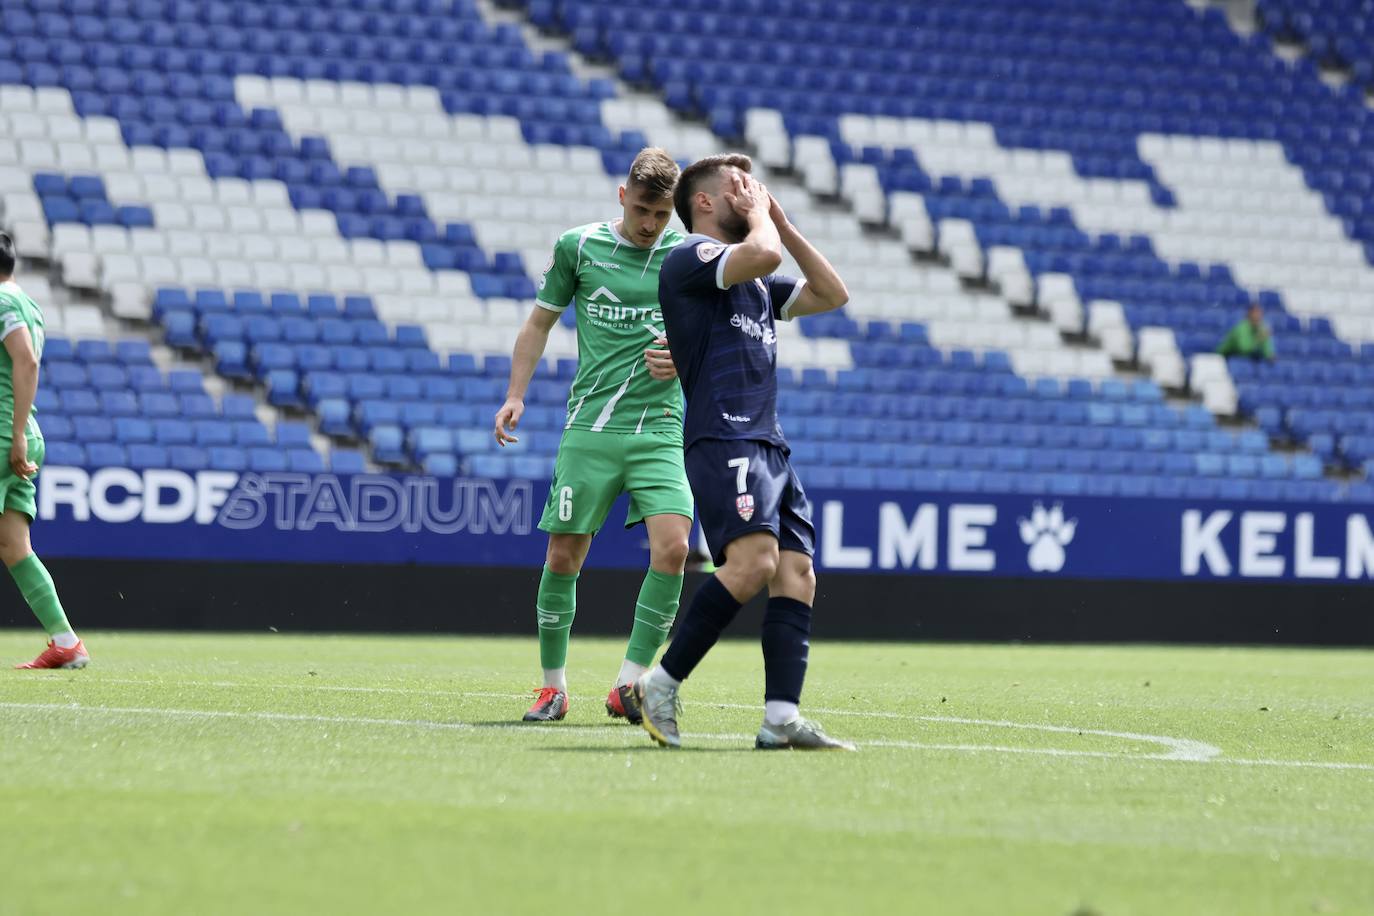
<box><xmin>330</xmin><ymin>450</ymin><xmax>367</xmax><ymax>474</ymax></box>
<box><xmin>248</xmin><ymin>448</ymin><xmax>290</xmax><ymax>473</ymax></box>
<box><xmin>512</xmin><ymin>455</ymin><xmax>553</xmax><ymax>479</ymax></box>
<box><xmin>406</xmin><ymin>350</ymin><xmax>442</xmax><ymax>374</ymax></box>
<box><xmin>45</xmin><ymin>442</ymin><xmax>85</xmax><ymax>467</ymax></box>
<box><xmin>455</xmin><ymin>429</ymin><xmax>492</xmax><ymax>455</ymax></box>
<box><xmin>127</xmin><ymin>366</ymin><xmax>164</xmax><ymax>392</ymax></box>
<box><xmin>233</xmin><ymin>422</ymin><xmax>271</xmax><ymax>448</ymax></box>
<box><xmin>140</xmin><ymin>392</ymin><xmax>180</xmax><ymax>418</ymax></box>
<box><xmin>287</xmin><ymin>449</ymin><xmax>325</xmax><ymax>473</ymax></box>
<box><xmin>46</xmin><ymin>363</ymin><xmax>88</xmax><ymax>389</ymax></box>
<box><xmin>208</xmin><ymin>447</ymin><xmax>249</xmax><ymax>472</ymax></box>
<box><xmin>44</xmin><ymin>338</ymin><xmax>74</xmax><ymax>362</ymax></box>
<box><xmin>180</xmin><ymin>394</ymin><xmax>217</xmax><ymax>420</ymax></box>
<box><xmin>42</xmin><ymin>415</ymin><xmax>76</xmax><ymax>442</ymax></box>
<box><xmin>1292</xmin><ymin>455</ymin><xmax>1323</xmax><ymax>480</ymax></box>
<box><xmin>73</xmin><ymin>416</ymin><xmax>115</xmax><ymax>442</ymax></box>
<box><xmin>276</xmin><ymin>422</ymin><xmax>312</xmax><ymax>448</ymax></box>
<box><xmin>266</xmin><ymin>370</ymin><xmax>301</xmax><ymax>408</ymax></box>
<box><xmin>99</xmin><ymin>391</ymin><xmax>139</xmax><ymax>417</ymax></box>
<box><xmin>470</xmin><ymin>454</ymin><xmax>512</xmax><ymax>478</ymax></box>
<box><xmin>370</xmin><ymin>426</ymin><xmax>405</xmax><ymax>464</ymax></box>
<box><xmin>1195</xmin><ymin>453</ymin><xmax>1226</xmax><ymax>477</ymax></box>
<box><xmin>194</xmin><ymin>420</ymin><xmax>234</xmax><ymax>447</ymax></box>
<box><xmin>400</xmin><ymin>404</ymin><xmax>440</xmax><ymax>429</ymax></box>
<box><xmin>424</xmin><ymin>453</ymin><xmax>459</xmax><ymax>476</ymax></box>
<box><xmin>410</xmin><ymin>427</ymin><xmax>454</xmax><ymax>460</ymax></box>
<box><xmin>86</xmin><ymin>365</ymin><xmax>129</xmax><ymax>392</ymax></box>
<box><xmin>167</xmin><ymin>370</ymin><xmax>204</xmax><ymax>395</ymax></box>
<box><xmin>318</xmin><ymin>399</ymin><xmax>353</xmax><ymax>437</ymax></box>
<box><xmin>167</xmin><ymin>446</ymin><xmax>209</xmax><ymax>471</ymax></box>
<box><xmin>307</xmin><ymin>295</ymin><xmax>340</xmax><ymax>318</ymax></box>
<box><xmin>153</xmin><ymin>420</ymin><xmax>193</xmax><ymax>446</ymax></box>
<box><xmin>85</xmin><ymin>443</ymin><xmax>127</xmax><ymax>467</ymax></box>
<box><xmin>343</xmin><ymin>296</ymin><xmax>376</xmax><ymax>320</ymax></box>
<box><xmin>76</xmin><ymin>341</ymin><xmax>115</xmax><ymax>364</ymax></box>
<box><xmin>128</xmin><ymin>444</ymin><xmax>169</xmax><ymax>469</ymax></box>
<box><xmin>113</xmin><ymin>417</ymin><xmax>153</xmax><ymax>444</ymax></box>
<box><xmin>356</xmin><ymin>402</ymin><xmax>401</xmax><ymax>434</ymax></box>
<box><xmin>214</xmin><ymin>342</ymin><xmax>249</xmax><ymax>378</ymax></box>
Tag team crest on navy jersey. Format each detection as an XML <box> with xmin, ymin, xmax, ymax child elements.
<box><xmin>697</xmin><ymin>243</ymin><xmax>726</xmax><ymax>262</ymax></box>
<box><xmin>736</xmin><ymin>493</ymin><xmax>755</xmax><ymax>521</ymax></box>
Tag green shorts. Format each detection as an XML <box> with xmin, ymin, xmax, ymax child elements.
<box><xmin>539</xmin><ymin>428</ymin><xmax>692</xmax><ymax>534</ymax></box>
<box><xmin>0</xmin><ymin>436</ymin><xmax>43</xmax><ymax>522</ymax></box>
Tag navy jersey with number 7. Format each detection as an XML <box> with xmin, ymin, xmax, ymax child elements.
<box><xmin>657</xmin><ymin>234</ymin><xmax>807</xmax><ymax>451</ymax></box>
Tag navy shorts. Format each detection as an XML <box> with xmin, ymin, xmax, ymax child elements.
<box><xmin>684</xmin><ymin>439</ymin><xmax>815</xmax><ymax>568</ymax></box>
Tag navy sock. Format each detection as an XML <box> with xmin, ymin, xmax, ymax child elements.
<box><xmin>659</xmin><ymin>575</ymin><xmax>742</xmax><ymax>682</ymax></box>
<box><xmin>762</xmin><ymin>596</ymin><xmax>811</xmax><ymax>704</ymax></box>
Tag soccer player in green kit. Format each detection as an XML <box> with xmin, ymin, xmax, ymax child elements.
<box><xmin>0</xmin><ymin>232</ymin><xmax>88</xmax><ymax>669</ymax></box>
<box><xmin>494</xmin><ymin>148</ymin><xmax>691</xmax><ymax>722</ymax></box>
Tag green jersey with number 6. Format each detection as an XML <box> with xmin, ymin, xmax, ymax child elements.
<box><xmin>0</xmin><ymin>281</ymin><xmax>44</xmax><ymax>444</ymax></box>
<box><xmin>536</xmin><ymin>221</ymin><xmax>685</xmax><ymax>439</ymax></box>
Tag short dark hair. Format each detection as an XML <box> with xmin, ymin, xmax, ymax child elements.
<box><xmin>673</xmin><ymin>153</ymin><xmax>753</xmax><ymax>232</ymax></box>
<box><xmin>0</xmin><ymin>232</ymin><xmax>14</xmax><ymax>278</ymax></box>
<box><xmin>625</xmin><ymin>147</ymin><xmax>679</xmax><ymax>200</ymax></box>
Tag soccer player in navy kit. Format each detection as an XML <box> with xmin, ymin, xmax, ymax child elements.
<box><xmin>629</xmin><ymin>154</ymin><xmax>855</xmax><ymax>750</ymax></box>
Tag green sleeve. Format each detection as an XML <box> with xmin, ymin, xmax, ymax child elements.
<box><xmin>1262</xmin><ymin>334</ymin><xmax>1275</xmax><ymax>360</ymax></box>
<box><xmin>1216</xmin><ymin>324</ymin><xmax>1239</xmax><ymax>357</ymax></box>
<box><xmin>0</xmin><ymin>293</ymin><xmax>25</xmax><ymax>343</ymax></box>
<box><xmin>534</xmin><ymin>230</ymin><xmax>578</xmax><ymax>312</ymax></box>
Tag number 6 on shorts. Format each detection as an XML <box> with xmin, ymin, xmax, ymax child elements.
<box><xmin>557</xmin><ymin>486</ymin><xmax>574</xmax><ymax>522</ymax></box>
<box><xmin>727</xmin><ymin>457</ymin><xmax>749</xmax><ymax>495</ymax></box>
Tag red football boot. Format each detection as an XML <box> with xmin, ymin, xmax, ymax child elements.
<box><xmin>522</xmin><ymin>686</ymin><xmax>568</xmax><ymax>722</ymax></box>
<box><xmin>605</xmin><ymin>684</ymin><xmax>642</xmax><ymax>724</ymax></box>
<box><xmin>15</xmin><ymin>639</ymin><xmax>90</xmax><ymax>670</ymax></box>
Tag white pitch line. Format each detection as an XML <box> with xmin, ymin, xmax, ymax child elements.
<box><xmin>700</xmin><ymin>702</ymin><xmax>1221</xmax><ymax>762</ymax></box>
<box><xmin>0</xmin><ymin>701</ymin><xmax>1211</xmax><ymax>760</ymax></box>
<box><xmin>1220</xmin><ymin>757</ymin><xmax>1374</xmax><ymax>772</ymax></box>
<box><xmin>3</xmin><ymin>700</ymin><xmax>1372</xmax><ymax>770</ymax></box>
<box><xmin>66</xmin><ymin>677</ymin><xmax>1222</xmax><ymax>762</ymax></box>
<box><xmin>0</xmin><ymin>701</ymin><xmax>479</xmax><ymax>732</ymax></box>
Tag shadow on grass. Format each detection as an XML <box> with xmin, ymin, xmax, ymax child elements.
<box><xmin>533</xmin><ymin>744</ymin><xmax>755</xmax><ymax>754</ymax></box>
<box><xmin>465</xmin><ymin>720</ymin><xmax>638</xmax><ymax>730</ymax></box>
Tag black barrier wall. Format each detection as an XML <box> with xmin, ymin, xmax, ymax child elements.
<box><xmin>1</xmin><ymin>559</ymin><xmax>1370</xmax><ymax>646</ymax></box>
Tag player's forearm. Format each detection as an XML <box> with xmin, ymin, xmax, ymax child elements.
<box><xmin>734</xmin><ymin>212</ymin><xmax>783</xmax><ymax>276</ymax></box>
<box><xmin>11</xmin><ymin>360</ymin><xmax>36</xmax><ymax>440</ymax></box>
<box><xmin>778</xmin><ymin>221</ymin><xmax>848</xmax><ymax>311</ymax></box>
<box><xmin>505</xmin><ymin>321</ymin><xmax>551</xmax><ymax>401</ymax></box>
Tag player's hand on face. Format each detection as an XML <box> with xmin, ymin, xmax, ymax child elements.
<box><xmin>494</xmin><ymin>397</ymin><xmax>523</xmax><ymax>446</ymax></box>
<box><xmin>9</xmin><ymin>439</ymin><xmax>35</xmax><ymax>480</ymax></box>
<box><xmin>644</xmin><ymin>336</ymin><xmax>677</xmax><ymax>381</ymax></box>
<box><xmin>723</xmin><ymin>171</ymin><xmax>769</xmax><ymax>220</ymax></box>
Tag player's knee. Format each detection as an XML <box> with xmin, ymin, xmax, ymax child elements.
<box><xmin>791</xmin><ymin>557</ymin><xmax>817</xmax><ymax>599</ymax></box>
<box><xmin>545</xmin><ymin>540</ymin><xmax>585</xmax><ymax>575</ymax></box>
<box><xmin>0</xmin><ymin>536</ymin><xmax>28</xmax><ymax>567</ymax></box>
<box><xmin>651</xmin><ymin>533</ymin><xmax>690</xmax><ymax>572</ymax></box>
<box><xmin>750</xmin><ymin>542</ymin><xmax>780</xmax><ymax>583</ymax></box>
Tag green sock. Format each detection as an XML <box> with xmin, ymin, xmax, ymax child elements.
<box><xmin>10</xmin><ymin>553</ymin><xmax>72</xmax><ymax>637</ymax></box>
<box><xmin>625</xmin><ymin>568</ymin><xmax>684</xmax><ymax>667</ymax></box>
<box><xmin>536</xmin><ymin>566</ymin><xmax>578</xmax><ymax>670</ymax></box>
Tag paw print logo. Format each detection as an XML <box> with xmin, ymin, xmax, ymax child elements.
<box><xmin>1018</xmin><ymin>502</ymin><xmax>1077</xmax><ymax>573</ymax></box>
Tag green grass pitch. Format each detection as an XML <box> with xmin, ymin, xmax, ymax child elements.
<box><xmin>1</xmin><ymin>630</ymin><xmax>1371</xmax><ymax>915</ymax></box>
